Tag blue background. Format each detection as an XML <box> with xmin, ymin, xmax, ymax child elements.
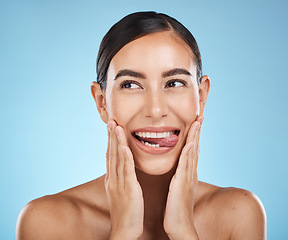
<box><xmin>1</xmin><ymin>0</ymin><xmax>287</xmax><ymax>239</ymax></box>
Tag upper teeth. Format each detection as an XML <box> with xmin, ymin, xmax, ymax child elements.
<box><xmin>135</xmin><ymin>131</ymin><xmax>173</xmax><ymax>138</ymax></box>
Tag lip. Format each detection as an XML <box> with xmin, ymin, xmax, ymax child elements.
<box><xmin>132</xmin><ymin>126</ymin><xmax>180</xmax><ymax>133</ymax></box>
<box><xmin>131</xmin><ymin>126</ymin><xmax>180</xmax><ymax>155</ymax></box>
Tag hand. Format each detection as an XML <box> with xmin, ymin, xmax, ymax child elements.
<box><xmin>163</xmin><ymin>116</ymin><xmax>204</xmax><ymax>240</ymax></box>
<box><xmin>105</xmin><ymin>120</ymin><xmax>144</xmax><ymax>240</ymax></box>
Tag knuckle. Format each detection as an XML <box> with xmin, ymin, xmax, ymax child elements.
<box><xmin>104</xmin><ymin>177</ymin><xmax>109</xmax><ymax>186</ymax></box>
<box><xmin>105</xmin><ymin>181</ymin><xmax>116</xmax><ymax>192</ymax></box>
<box><xmin>106</xmin><ymin>152</ymin><xmax>112</xmax><ymax>160</ymax></box>
<box><xmin>107</xmin><ymin>184</ymin><xmax>115</xmax><ymax>192</ymax></box>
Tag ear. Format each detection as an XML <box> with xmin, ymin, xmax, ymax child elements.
<box><xmin>198</xmin><ymin>75</ymin><xmax>210</xmax><ymax>116</ymax></box>
<box><xmin>91</xmin><ymin>82</ymin><xmax>109</xmax><ymax>123</ymax></box>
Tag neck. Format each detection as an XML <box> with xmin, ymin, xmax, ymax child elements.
<box><xmin>136</xmin><ymin>165</ymin><xmax>176</xmax><ymax>198</ymax></box>
<box><xmin>135</xmin><ymin>165</ymin><xmax>177</xmax><ymax>229</ymax></box>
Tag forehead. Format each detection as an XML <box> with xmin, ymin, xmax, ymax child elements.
<box><xmin>108</xmin><ymin>31</ymin><xmax>196</xmax><ymax>78</ymax></box>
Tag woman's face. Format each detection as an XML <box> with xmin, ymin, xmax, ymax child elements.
<box><xmin>103</xmin><ymin>31</ymin><xmax>204</xmax><ymax>175</ymax></box>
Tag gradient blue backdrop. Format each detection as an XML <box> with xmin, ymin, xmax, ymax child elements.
<box><xmin>1</xmin><ymin>0</ymin><xmax>287</xmax><ymax>239</ymax></box>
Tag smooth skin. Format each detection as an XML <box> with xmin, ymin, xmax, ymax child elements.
<box><xmin>16</xmin><ymin>32</ymin><xmax>266</xmax><ymax>240</ymax></box>
<box><xmin>106</xmin><ymin>117</ymin><xmax>201</xmax><ymax>240</ymax></box>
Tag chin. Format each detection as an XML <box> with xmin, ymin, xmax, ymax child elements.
<box><xmin>134</xmin><ymin>157</ymin><xmax>177</xmax><ymax>176</ymax></box>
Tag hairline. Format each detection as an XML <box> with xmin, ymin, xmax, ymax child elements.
<box><xmin>101</xmin><ymin>29</ymin><xmax>199</xmax><ymax>93</ymax></box>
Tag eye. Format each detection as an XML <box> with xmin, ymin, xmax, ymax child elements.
<box><xmin>120</xmin><ymin>80</ymin><xmax>141</xmax><ymax>89</ymax></box>
<box><xmin>165</xmin><ymin>79</ymin><xmax>187</xmax><ymax>88</ymax></box>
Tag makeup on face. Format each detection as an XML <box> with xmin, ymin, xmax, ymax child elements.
<box><xmin>105</xmin><ymin>31</ymin><xmax>200</xmax><ymax>174</ymax></box>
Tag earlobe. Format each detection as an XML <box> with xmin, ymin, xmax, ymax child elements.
<box><xmin>91</xmin><ymin>82</ymin><xmax>109</xmax><ymax>123</ymax></box>
<box><xmin>198</xmin><ymin>75</ymin><xmax>211</xmax><ymax>116</ymax></box>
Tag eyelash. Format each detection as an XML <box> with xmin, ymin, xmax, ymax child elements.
<box><xmin>165</xmin><ymin>79</ymin><xmax>188</xmax><ymax>88</ymax></box>
<box><xmin>119</xmin><ymin>79</ymin><xmax>188</xmax><ymax>89</ymax></box>
<box><xmin>119</xmin><ymin>80</ymin><xmax>142</xmax><ymax>89</ymax></box>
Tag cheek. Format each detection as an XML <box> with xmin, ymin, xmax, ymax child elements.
<box><xmin>107</xmin><ymin>91</ymin><xmax>141</xmax><ymax>126</ymax></box>
<box><xmin>170</xmin><ymin>91</ymin><xmax>199</xmax><ymax>123</ymax></box>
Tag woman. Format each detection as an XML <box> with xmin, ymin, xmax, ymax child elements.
<box><xmin>16</xmin><ymin>12</ymin><xmax>266</xmax><ymax>240</ymax></box>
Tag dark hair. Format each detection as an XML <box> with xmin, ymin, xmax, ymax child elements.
<box><xmin>96</xmin><ymin>11</ymin><xmax>202</xmax><ymax>91</ymax></box>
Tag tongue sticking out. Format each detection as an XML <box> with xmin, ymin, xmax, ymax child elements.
<box><xmin>136</xmin><ymin>133</ymin><xmax>179</xmax><ymax>147</ymax></box>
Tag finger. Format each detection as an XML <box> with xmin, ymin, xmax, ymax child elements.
<box><xmin>189</xmin><ymin>116</ymin><xmax>204</xmax><ymax>183</ymax></box>
<box><xmin>187</xmin><ymin>126</ymin><xmax>200</xmax><ymax>181</ymax></box>
<box><xmin>196</xmin><ymin>115</ymin><xmax>204</xmax><ymax>123</ymax></box>
<box><xmin>176</xmin><ymin>141</ymin><xmax>194</xmax><ymax>177</ymax></box>
<box><xmin>108</xmin><ymin>120</ymin><xmax>118</xmax><ymax>180</ymax></box>
<box><xmin>175</xmin><ymin>117</ymin><xmax>201</xmax><ymax>181</ymax></box>
<box><xmin>115</xmin><ymin>125</ymin><xmax>128</xmax><ymax>145</ymax></box>
<box><xmin>106</xmin><ymin>123</ymin><xmax>111</xmax><ymax>180</ymax></box>
<box><xmin>115</xmin><ymin>126</ymin><xmax>126</xmax><ymax>187</ymax></box>
<box><xmin>186</xmin><ymin>117</ymin><xmax>201</xmax><ymax>145</ymax></box>
<box><xmin>122</xmin><ymin>146</ymin><xmax>138</xmax><ymax>188</ymax></box>
<box><xmin>194</xmin><ymin>116</ymin><xmax>204</xmax><ymax>169</ymax></box>
<box><xmin>180</xmin><ymin>118</ymin><xmax>200</xmax><ymax>182</ymax></box>
<box><xmin>184</xmin><ymin>115</ymin><xmax>202</xmax><ymax>157</ymax></box>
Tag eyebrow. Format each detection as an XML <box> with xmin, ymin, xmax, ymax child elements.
<box><xmin>114</xmin><ymin>68</ymin><xmax>192</xmax><ymax>81</ymax></box>
<box><xmin>114</xmin><ymin>69</ymin><xmax>146</xmax><ymax>80</ymax></box>
<box><xmin>162</xmin><ymin>68</ymin><xmax>193</xmax><ymax>78</ymax></box>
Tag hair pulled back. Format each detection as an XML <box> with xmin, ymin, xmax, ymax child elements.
<box><xmin>96</xmin><ymin>11</ymin><xmax>202</xmax><ymax>91</ymax></box>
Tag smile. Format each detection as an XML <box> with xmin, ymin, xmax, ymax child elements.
<box><xmin>131</xmin><ymin>127</ymin><xmax>180</xmax><ymax>154</ymax></box>
<box><xmin>135</xmin><ymin>131</ymin><xmax>173</xmax><ymax>138</ymax></box>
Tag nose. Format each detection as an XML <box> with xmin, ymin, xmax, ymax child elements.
<box><xmin>144</xmin><ymin>89</ymin><xmax>168</xmax><ymax>120</ymax></box>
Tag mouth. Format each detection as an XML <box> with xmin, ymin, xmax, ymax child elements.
<box><xmin>131</xmin><ymin>127</ymin><xmax>180</xmax><ymax>154</ymax></box>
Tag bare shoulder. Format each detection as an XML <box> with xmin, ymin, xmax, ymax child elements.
<box><xmin>199</xmin><ymin>182</ymin><xmax>267</xmax><ymax>240</ymax></box>
<box><xmin>16</xmin><ymin>175</ymin><xmax>110</xmax><ymax>240</ymax></box>
<box><xmin>16</xmin><ymin>193</ymin><xmax>79</xmax><ymax>240</ymax></box>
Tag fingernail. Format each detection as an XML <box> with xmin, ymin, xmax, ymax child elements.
<box><xmin>107</xmin><ymin>122</ymin><xmax>112</xmax><ymax>131</ymax></box>
<box><xmin>115</xmin><ymin>127</ymin><xmax>119</xmax><ymax>136</ymax></box>
<box><xmin>199</xmin><ymin>116</ymin><xmax>204</xmax><ymax>124</ymax></box>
